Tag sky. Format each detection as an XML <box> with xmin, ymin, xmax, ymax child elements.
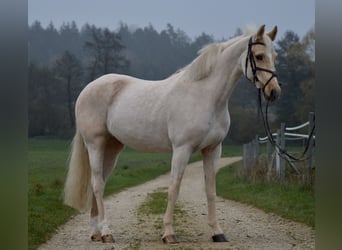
<box><xmin>28</xmin><ymin>0</ymin><xmax>315</xmax><ymax>40</ymax></box>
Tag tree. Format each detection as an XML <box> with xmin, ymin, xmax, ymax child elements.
<box><xmin>59</xmin><ymin>21</ymin><xmax>84</xmax><ymax>59</ymax></box>
<box><xmin>84</xmin><ymin>27</ymin><xmax>129</xmax><ymax>80</ymax></box>
<box><xmin>296</xmin><ymin>29</ymin><xmax>315</xmax><ymax>121</ymax></box>
<box><xmin>165</xmin><ymin>23</ymin><xmax>191</xmax><ymax>47</ymax></box>
<box><xmin>28</xmin><ymin>63</ymin><xmax>65</xmax><ymax>136</ymax></box>
<box><xmin>54</xmin><ymin>51</ymin><xmax>83</xmax><ymax>128</ymax></box>
<box><xmin>275</xmin><ymin>31</ymin><xmax>313</xmax><ymax>125</ymax></box>
<box><xmin>191</xmin><ymin>32</ymin><xmax>214</xmax><ymax>52</ymax></box>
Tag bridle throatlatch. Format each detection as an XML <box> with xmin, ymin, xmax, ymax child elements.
<box><xmin>244</xmin><ymin>37</ymin><xmax>278</xmax><ymax>96</ymax></box>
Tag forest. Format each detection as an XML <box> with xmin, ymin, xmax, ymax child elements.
<box><xmin>28</xmin><ymin>21</ymin><xmax>315</xmax><ymax>143</ymax></box>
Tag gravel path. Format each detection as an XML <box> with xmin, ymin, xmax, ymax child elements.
<box><xmin>39</xmin><ymin>157</ymin><xmax>314</xmax><ymax>249</ymax></box>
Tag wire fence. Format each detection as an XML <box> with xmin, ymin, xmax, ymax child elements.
<box><xmin>243</xmin><ymin>112</ymin><xmax>315</xmax><ymax>184</ymax></box>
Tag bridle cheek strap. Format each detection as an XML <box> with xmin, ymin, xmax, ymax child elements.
<box><xmin>244</xmin><ymin>37</ymin><xmax>278</xmax><ymax>94</ymax></box>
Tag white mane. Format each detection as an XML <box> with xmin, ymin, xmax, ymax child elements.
<box><xmin>185</xmin><ymin>43</ymin><xmax>224</xmax><ymax>81</ymax></box>
<box><xmin>243</xmin><ymin>24</ymin><xmax>258</xmax><ymax>36</ymax></box>
<box><xmin>182</xmin><ymin>26</ymin><xmax>256</xmax><ymax>81</ymax></box>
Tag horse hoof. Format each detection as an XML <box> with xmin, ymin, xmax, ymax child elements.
<box><xmin>101</xmin><ymin>234</ymin><xmax>115</xmax><ymax>243</ymax></box>
<box><xmin>162</xmin><ymin>234</ymin><xmax>179</xmax><ymax>244</ymax></box>
<box><xmin>91</xmin><ymin>232</ymin><xmax>102</xmax><ymax>241</ymax></box>
<box><xmin>212</xmin><ymin>234</ymin><xmax>228</xmax><ymax>242</ymax></box>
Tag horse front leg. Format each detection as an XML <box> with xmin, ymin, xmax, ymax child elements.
<box><xmin>162</xmin><ymin>146</ymin><xmax>192</xmax><ymax>244</ymax></box>
<box><xmin>201</xmin><ymin>143</ymin><xmax>228</xmax><ymax>242</ymax></box>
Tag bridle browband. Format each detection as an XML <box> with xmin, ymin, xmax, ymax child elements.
<box><xmin>244</xmin><ymin>36</ymin><xmax>278</xmax><ymax>96</ymax></box>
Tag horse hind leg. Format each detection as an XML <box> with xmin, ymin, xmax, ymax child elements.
<box><xmin>103</xmin><ymin>137</ymin><xmax>124</xmax><ymax>242</ymax></box>
<box><xmin>87</xmin><ymin>136</ymin><xmax>124</xmax><ymax>243</ymax></box>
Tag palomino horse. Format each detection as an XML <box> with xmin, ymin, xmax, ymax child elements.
<box><xmin>64</xmin><ymin>24</ymin><xmax>280</xmax><ymax>244</ymax></box>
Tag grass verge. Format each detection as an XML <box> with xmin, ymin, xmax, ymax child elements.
<box><xmin>216</xmin><ymin>160</ymin><xmax>315</xmax><ymax>228</ymax></box>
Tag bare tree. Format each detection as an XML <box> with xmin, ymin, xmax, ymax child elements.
<box><xmin>54</xmin><ymin>51</ymin><xmax>82</xmax><ymax>128</ymax></box>
<box><xmin>84</xmin><ymin>27</ymin><xmax>129</xmax><ymax>80</ymax></box>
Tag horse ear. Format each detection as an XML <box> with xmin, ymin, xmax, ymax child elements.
<box><xmin>256</xmin><ymin>24</ymin><xmax>265</xmax><ymax>41</ymax></box>
<box><xmin>267</xmin><ymin>26</ymin><xmax>278</xmax><ymax>41</ymax></box>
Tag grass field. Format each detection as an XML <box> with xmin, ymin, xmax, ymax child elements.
<box><xmin>216</xmin><ymin>160</ymin><xmax>315</xmax><ymax>228</ymax></box>
<box><xmin>28</xmin><ymin>138</ymin><xmax>241</xmax><ymax>249</ymax></box>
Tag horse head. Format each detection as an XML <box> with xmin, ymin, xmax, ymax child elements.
<box><xmin>242</xmin><ymin>25</ymin><xmax>281</xmax><ymax>102</ymax></box>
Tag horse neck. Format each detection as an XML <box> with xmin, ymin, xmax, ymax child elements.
<box><xmin>209</xmin><ymin>36</ymin><xmax>249</xmax><ymax>106</ymax></box>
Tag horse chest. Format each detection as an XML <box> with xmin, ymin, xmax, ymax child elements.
<box><xmin>168</xmin><ymin>106</ymin><xmax>230</xmax><ymax>150</ymax></box>
<box><xmin>200</xmin><ymin>112</ymin><xmax>230</xmax><ymax>146</ymax></box>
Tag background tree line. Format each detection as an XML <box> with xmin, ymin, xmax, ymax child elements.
<box><xmin>28</xmin><ymin>21</ymin><xmax>315</xmax><ymax>143</ymax></box>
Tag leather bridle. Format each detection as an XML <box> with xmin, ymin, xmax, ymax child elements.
<box><xmin>244</xmin><ymin>36</ymin><xmax>278</xmax><ymax>97</ymax></box>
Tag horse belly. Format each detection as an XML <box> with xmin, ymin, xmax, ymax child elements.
<box><xmin>106</xmin><ymin>87</ymin><xmax>172</xmax><ymax>153</ymax></box>
<box><xmin>110</xmin><ymin>125</ymin><xmax>172</xmax><ymax>153</ymax></box>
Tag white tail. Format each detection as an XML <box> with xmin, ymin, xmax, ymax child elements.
<box><xmin>64</xmin><ymin>130</ymin><xmax>92</xmax><ymax>212</ymax></box>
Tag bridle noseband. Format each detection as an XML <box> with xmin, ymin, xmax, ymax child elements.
<box><xmin>244</xmin><ymin>37</ymin><xmax>278</xmax><ymax>95</ymax></box>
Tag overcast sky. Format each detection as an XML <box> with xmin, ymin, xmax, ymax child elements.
<box><xmin>28</xmin><ymin>0</ymin><xmax>315</xmax><ymax>40</ymax></box>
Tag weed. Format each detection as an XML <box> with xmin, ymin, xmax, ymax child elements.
<box><xmin>49</xmin><ymin>178</ymin><xmax>63</xmax><ymax>188</ymax></box>
<box><xmin>32</xmin><ymin>183</ymin><xmax>44</xmax><ymax>195</ymax></box>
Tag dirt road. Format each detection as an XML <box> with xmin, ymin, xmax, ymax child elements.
<box><xmin>39</xmin><ymin>157</ymin><xmax>314</xmax><ymax>249</ymax></box>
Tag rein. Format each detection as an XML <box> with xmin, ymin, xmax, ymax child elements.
<box><xmin>244</xmin><ymin>36</ymin><xmax>315</xmax><ymax>168</ymax></box>
<box><xmin>258</xmin><ymin>90</ymin><xmax>316</xmax><ymax>164</ymax></box>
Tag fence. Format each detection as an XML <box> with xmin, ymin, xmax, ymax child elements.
<box><xmin>243</xmin><ymin>112</ymin><xmax>315</xmax><ymax>184</ymax></box>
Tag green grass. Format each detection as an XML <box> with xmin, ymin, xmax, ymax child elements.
<box><xmin>138</xmin><ymin>188</ymin><xmax>170</xmax><ymax>215</ymax></box>
<box><xmin>28</xmin><ymin>139</ymin><xmax>241</xmax><ymax>249</ymax></box>
<box><xmin>137</xmin><ymin>188</ymin><xmax>187</xmax><ymax>235</ymax></box>
<box><xmin>28</xmin><ymin>139</ymin><xmax>75</xmax><ymax>250</ymax></box>
<box><xmin>28</xmin><ymin>139</ymin><xmax>172</xmax><ymax>250</ymax></box>
<box><xmin>216</xmin><ymin>160</ymin><xmax>315</xmax><ymax>228</ymax></box>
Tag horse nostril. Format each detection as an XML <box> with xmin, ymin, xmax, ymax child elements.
<box><xmin>269</xmin><ymin>89</ymin><xmax>278</xmax><ymax>101</ymax></box>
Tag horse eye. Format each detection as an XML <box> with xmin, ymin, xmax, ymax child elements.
<box><xmin>255</xmin><ymin>55</ymin><xmax>264</xmax><ymax>61</ymax></box>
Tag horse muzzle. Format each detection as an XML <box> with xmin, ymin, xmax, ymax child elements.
<box><xmin>264</xmin><ymin>82</ymin><xmax>281</xmax><ymax>102</ymax></box>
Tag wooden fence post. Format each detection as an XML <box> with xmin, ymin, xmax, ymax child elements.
<box><xmin>280</xmin><ymin>122</ymin><xmax>286</xmax><ymax>182</ymax></box>
<box><xmin>275</xmin><ymin>129</ymin><xmax>280</xmax><ymax>178</ymax></box>
<box><xmin>254</xmin><ymin>135</ymin><xmax>259</xmax><ymax>167</ymax></box>
<box><xmin>243</xmin><ymin>143</ymin><xmax>251</xmax><ymax>169</ymax></box>
<box><xmin>243</xmin><ymin>143</ymin><xmax>247</xmax><ymax>169</ymax></box>
<box><xmin>266</xmin><ymin>138</ymin><xmax>272</xmax><ymax>164</ymax></box>
<box><xmin>307</xmin><ymin>112</ymin><xmax>315</xmax><ymax>184</ymax></box>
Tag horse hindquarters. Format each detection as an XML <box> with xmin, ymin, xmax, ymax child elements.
<box><xmin>64</xmin><ymin>130</ymin><xmax>92</xmax><ymax>212</ymax></box>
